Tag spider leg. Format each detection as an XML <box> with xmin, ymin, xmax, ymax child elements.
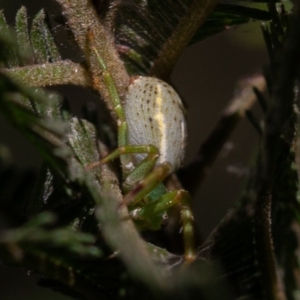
<box><xmin>125</xmin><ymin>164</ymin><xmax>196</xmax><ymax>261</ymax></box>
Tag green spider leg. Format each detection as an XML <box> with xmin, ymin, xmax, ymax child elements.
<box><xmin>124</xmin><ymin>163</ymin><xmax>195</xmax><ymax>261</ymax></box>
<box><xmin>89</xmin><ymin>39</ymin><xmax>196</xmax><ymax>261</ymax></box>
<box><xmin>89</xmin><ymin>38</ymin><xmax>163</xmax><ymax>185</ymax></box>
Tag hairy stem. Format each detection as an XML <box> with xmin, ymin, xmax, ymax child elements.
<box><xmin>55</xmin><ymin>0</ymin><xmax>129</xmax><ymax>121</ymax></box>
<box><xmin>3</xmin><ymin>60</ymin><xmax>91</xmax><ymax>87</ymax></box>
<box><xmin>150</xmin><ymin>0</ymin><xmax>218</xmax><ymax>79</ymax></box>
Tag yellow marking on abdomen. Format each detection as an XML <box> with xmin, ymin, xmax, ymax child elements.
<box><xmin>154</xmin><ymin>85</ymin><xmax>167</xmax><ymax>163</ymax></box>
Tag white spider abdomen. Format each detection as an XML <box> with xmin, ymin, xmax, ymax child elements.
<box><xmin>125</xmin><ymin>76</ymin><xmax>187</xmax><ymax>172</ymax></box>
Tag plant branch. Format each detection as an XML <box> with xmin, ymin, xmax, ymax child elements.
<box><xmin>253</xmin><ymin>4</ymin><xmax>300</xmax><ymax>298</ymax></box>
<box><xmin>96</xmin><ymin>165</ymin><xmax>170</xmax><ymax>297</ymax></box>
<box><xmin>3</xmin><ymin>60</ymin><xmax>91</xmax><ymax>87</ymax></box>
<box><xmin>150</xmin><ymin>0</ymin><xmax>218</xmax><ymax>79</ymax></box>
<box><xmin>264</xmin><ymin>3</ymin><xmax>300</xmax><ymax>178</ymax></box>
<box><xmin>55</xmin><ymin>0</ymin><xmax>129</xmax><ymax>120</ymax></box>
<box><xmin>246</xmin><ymin>2</ymin><xmax>300</xmax><ymax>300</ymax></box>
<box><xmin>178</xmin><ymin>74</ymin><xmax>266</xmax><ymax>195</ymax></box>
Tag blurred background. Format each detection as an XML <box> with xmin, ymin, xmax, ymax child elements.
<box><xmin>0</xmin><ymin>0</ymin><xmax>268</xmax><ymax>299</ymax></box>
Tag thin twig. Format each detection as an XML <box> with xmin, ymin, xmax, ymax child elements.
<box><xmin>150</xmin><ymin>0</ymin><xmax>218</xmax><ymax>79</ymax></box>
<box><xmin>178</xmin><ymin>74</ymin><xmax>266</xmax><ymax>195</ymax></box>
<box><xmin>3</xmin><ymin>60</ymin><xmax>91</xmax><ymax>87</ymax></box>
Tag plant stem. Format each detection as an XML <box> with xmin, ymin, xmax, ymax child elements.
<box><xmin>3</xmin><ymin>61</ymin><xmax>91</xmax><ymax>87</ymax></box>
<box><xmin>150</xmin><ymin>0</ymin><xmax>218</xmax><ymax>79</ymax></box>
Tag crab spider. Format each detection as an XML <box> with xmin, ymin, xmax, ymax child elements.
<box><xmin>88</xmin><ymin>35</ymin><xmax>196</xmax><ymax>262</ymax></box>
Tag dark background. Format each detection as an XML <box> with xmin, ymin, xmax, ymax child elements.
<box><xmin>0</xmin><ymin>1</ymin><xmax>267</xmax><ymax>299</ymax></box>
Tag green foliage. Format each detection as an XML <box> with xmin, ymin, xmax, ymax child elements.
<box><xmin>0</xmin><ymin>1</ymin><xmax>300</xmax><ymax>300</ymax></box>
<box><xmin>115</xmin><ymin>1</ymin><xmax>272</xmax><ymax>75</ymax></box>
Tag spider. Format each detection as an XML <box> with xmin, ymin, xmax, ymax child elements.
<box><xmin>88</xmin><ymin>37</ymin><xmax>196</xmax><ymax>262</ymax></box>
